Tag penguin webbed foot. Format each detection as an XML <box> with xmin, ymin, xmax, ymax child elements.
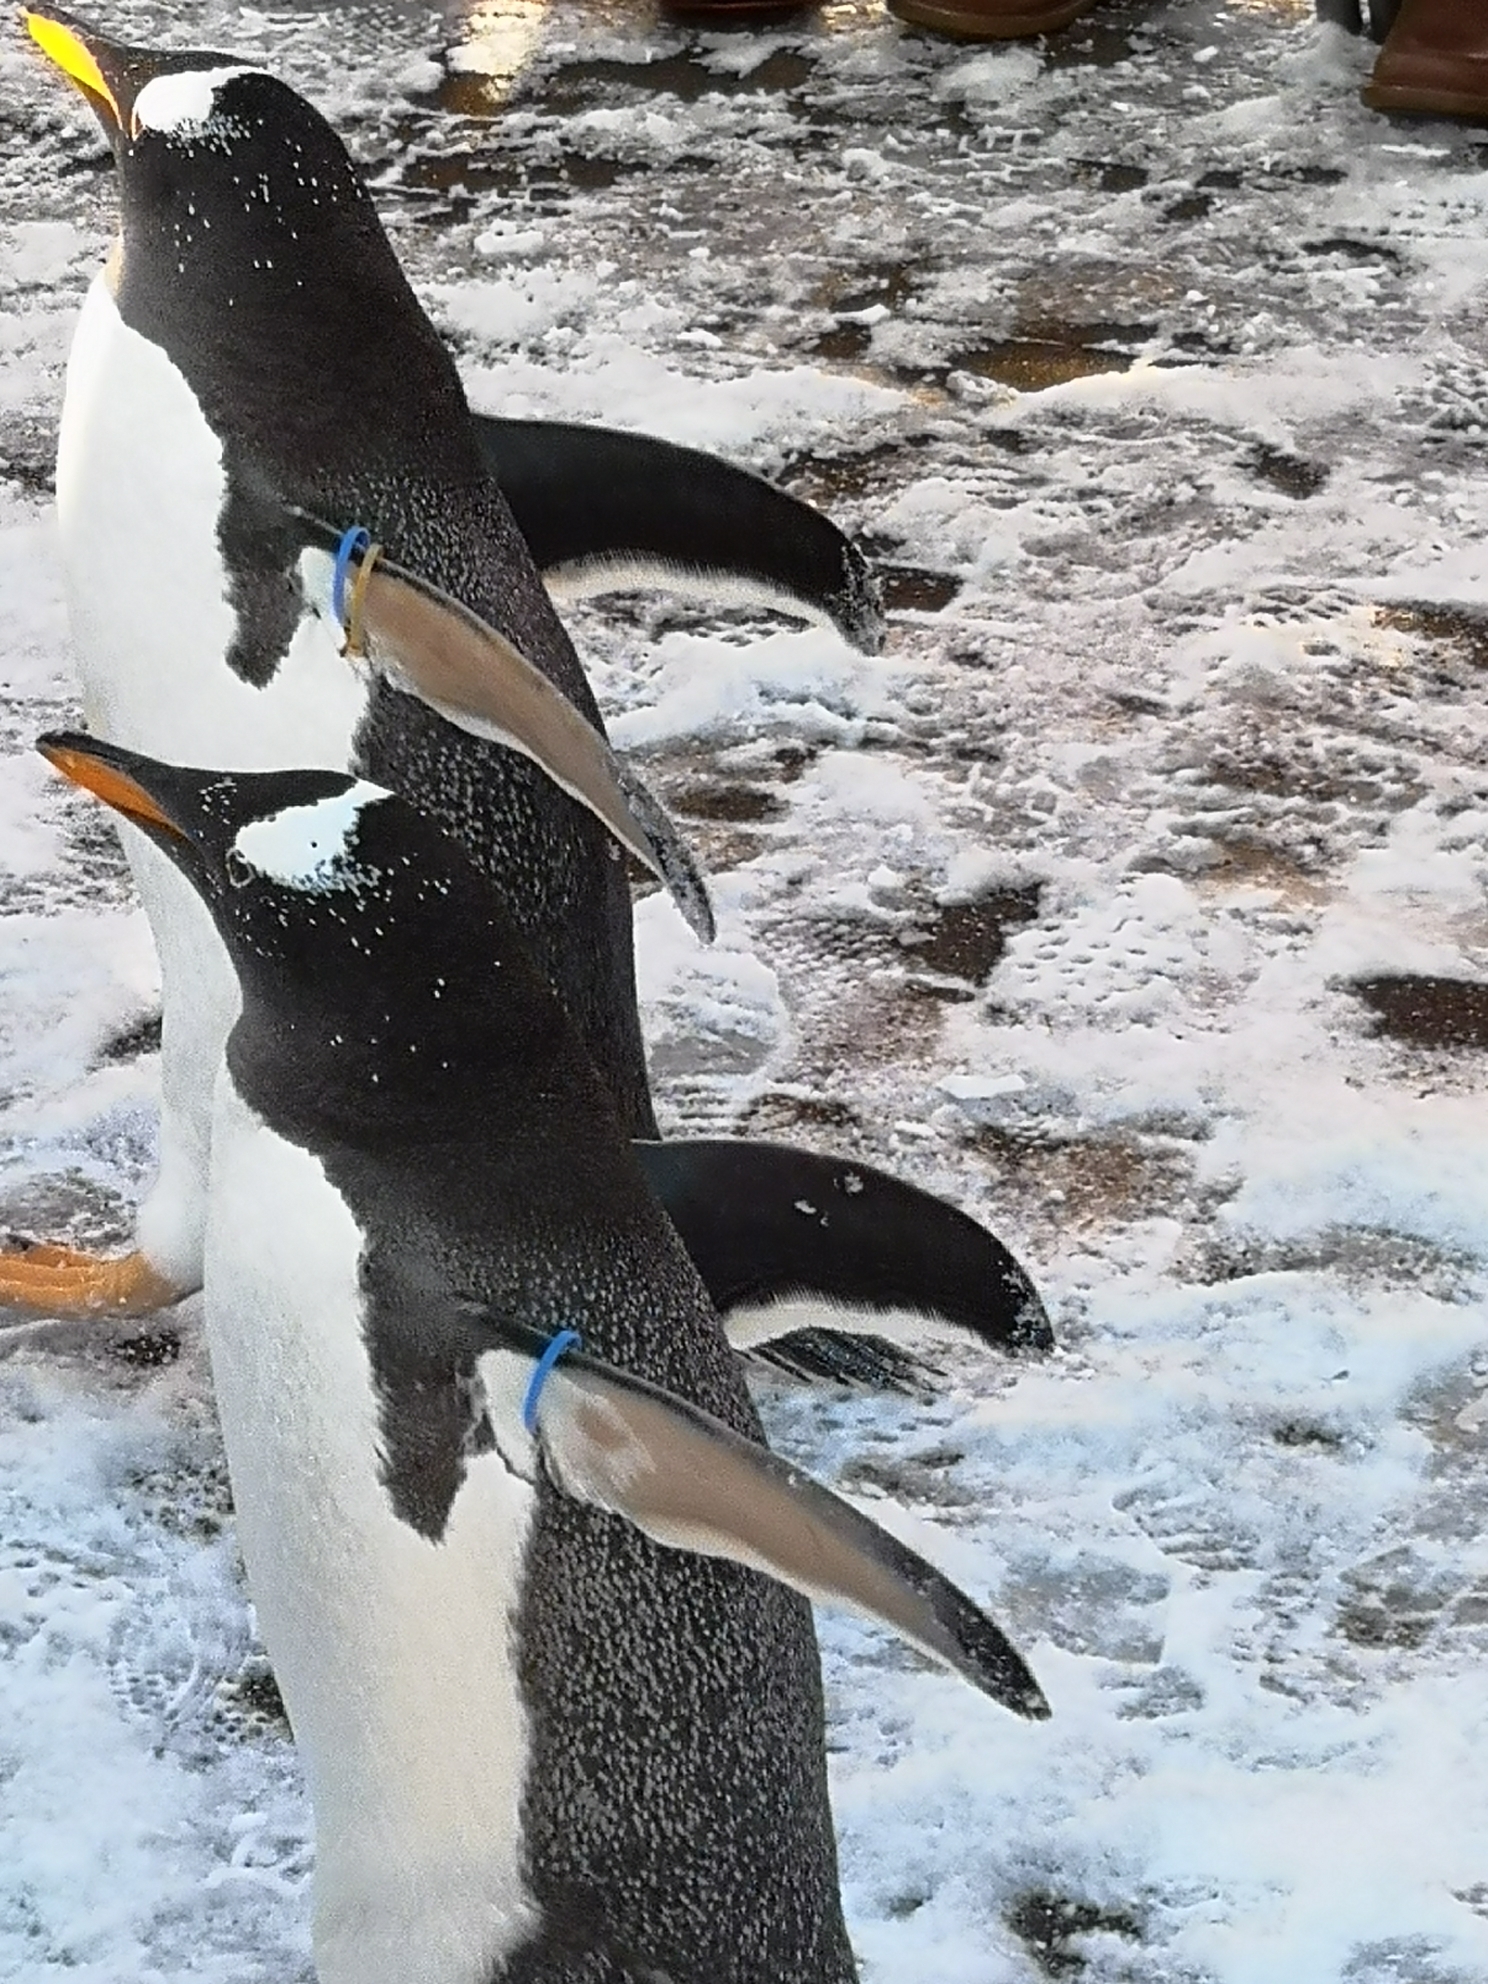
<box><xmin>0</xmin><ymin>1242</ymin><xmax>184</xmax><ymax>1323</ymax></box>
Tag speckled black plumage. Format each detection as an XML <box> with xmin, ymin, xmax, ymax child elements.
<box><xmin>103</xmin><ymin>60</ymin><xmax>659</xmax><ymax>1137</ymax></box>
<box><xmin>51</xmin><ymin>744</ymin><xmax>858</xmax><ymax>1984</ymax></box>
<box><xmin>53</xmin><ymin>15</ymin><xmax>1051</xmax><ymax>1373</ymax></box>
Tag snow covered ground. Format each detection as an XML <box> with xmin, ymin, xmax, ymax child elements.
<box><xmin>3</xmin><ymin>0</ymin><xmax>1488</xmax><ymax>1977</ymax></box>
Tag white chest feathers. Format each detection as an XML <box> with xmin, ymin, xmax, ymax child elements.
<box><xmin>55</xmin><ymin>271</ymin><xmax>364</xmax><ymax>771</ymax></box>
<box><xmin>204</xmin><ymin>1075</ymin><xmax>539</xmax><ymax>1984</ymax></box>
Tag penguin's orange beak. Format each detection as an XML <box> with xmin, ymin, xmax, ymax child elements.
<box><xmin>24</xmin><ymin>9</ymin><xmax>125</xmax><ymax>130</ymax></box>
<box><xmin>37</xmin><ymin>738</ymin><xmax>188</xmax><ymax>839</ymax></box>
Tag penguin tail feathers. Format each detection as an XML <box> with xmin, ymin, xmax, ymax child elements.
<box><xmin>749</xmin><ymin>1325</ymin><xmax>935</xmax><ymax>1393</ymax></box>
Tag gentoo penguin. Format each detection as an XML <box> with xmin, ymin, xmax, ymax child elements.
<box><xmin>472</xmin><ymin>416</ymin><xmax>885</xmax><ymax>655</ymax></box>
<box><xmin>40</xmin><ymin>730</ymin><xmax>1049</xmax><ymax>1984</ymax></box>
<box><xmin>12</xmin><ymin>10</ymin><xmax>1051</xmax><ymax>1387</ymax></box>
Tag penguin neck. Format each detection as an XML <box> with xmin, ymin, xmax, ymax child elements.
<box><xmin>113</xmin><ymin>142</ymin><xmax>465</xmax><ymax>480</ymax></box>
<box><xmin>222</xmin><ymin>954</ymin><xmax>571</xmax><ymax>1153</ymax></box>
<box><xmin>228</xmin><ymin>1009</ymin><xmax>470</xmax><ymax>1140</ymax></box>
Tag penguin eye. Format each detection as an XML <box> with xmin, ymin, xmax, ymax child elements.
<box><xmin>225</xmin><ymin>848</ymin><xmax>256</xmax><ymax>890</ymax></box>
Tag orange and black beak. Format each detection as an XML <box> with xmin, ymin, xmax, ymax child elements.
<box><xmin>23</xmin><ymin>6</ymin><xmax>227</xmax><ymax>140</ymax></box>
<box><xmin>37</xmin><ymin>731</ymin><xmax>193</xmax><ymax>843</ymax></box>
<box><xmin>25</xmin><ymin>7</ymin><xmax>137</xmax><ymax>135</ymax></box>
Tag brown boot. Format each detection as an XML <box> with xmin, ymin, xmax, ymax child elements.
<box><xmin>661</xmin><ymin>0</ymin><xmax>810</xmax><ymax>17</ymax></box>
<box><xmin>886</xmin><ymin>0</ymin><xmax>1097</xmax><ymax>41</ymax></box>
<box><xmin>662</xmin><ymin>0</ymin><xmax>809</xmax><ymax>16</ymax></box>
<box><xmin>1363</xmin><ymin>0</ymin><xmax>1488</xmax><ymax>117</ymax></box>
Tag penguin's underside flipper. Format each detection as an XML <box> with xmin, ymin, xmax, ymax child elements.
<box><xmin>472</xmin><ymin>415</ymin><xmax>887</xmax><ymax>658</ymax></box>
<box><xmin>485</xmin><ymin>1314</ymin><xmax>1049</xmax><ymax>1721</ymax></box>
<box><xmin>633</xmin><ymin>1138</ymin><xmax>1053</xmax><ymax>1390</ymax></box>
<box><xmin>296</xmin><ymin>523</ymin><xmax>715</xmax><ymax>944</ymax></box>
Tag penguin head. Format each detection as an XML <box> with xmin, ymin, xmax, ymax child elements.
<box><xmin>37</xmin><ymin>733</ymin><xmax>565</xmax><ymax>1100</ymax></box>
<box><xmin>25</xmin><ymin>9</ymin><xmax>416</xmax><ymax>381</ymax></box>
<box><xmin>26</xmin><ymin>10</ymin><xmax>329</xmax><ymax>191</ymax></box>
<box><xmin>25</xmin><ymin>7</ymin><xmax>237</xmax><ymax>148</ymax></box>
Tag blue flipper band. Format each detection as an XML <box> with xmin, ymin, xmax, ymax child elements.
<box><xmin>331</xmin><ymin>526</ymin><xmax>372</xmax><ymax>631</ymax></box>
<box><xmin>522</xmin><ymin>1328</ymin><xmax>583</xmax><ymax>1433</ymax></box>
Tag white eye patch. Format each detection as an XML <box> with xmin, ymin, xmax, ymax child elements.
<box><xmin>131</xmin><ymin>66</ymin><xmax>257</xmax><ymax>138</ymax></box>
<box><xmin>231</xmin><ymin>783</ymin><xmax>389</xmax><ymax>893</ymax></box>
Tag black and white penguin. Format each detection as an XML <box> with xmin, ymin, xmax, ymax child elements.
<box><xmin>473</xmin><ymin>415</ymin><xmax>884</xmax><ymax>655</ymax></box>
<box><xmin>40</xmin><ymin>729</ymin><xmax>1049</xmax><ymax>1984</ymax></box>
<box><xmin>13</xmin><ymin>10</ymin><xmax>1051</xmax><ymax>1388</ymax></box>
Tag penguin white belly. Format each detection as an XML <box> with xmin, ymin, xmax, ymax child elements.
<box><xmin>56</xmin><ymin>273</ymin><xmax>365</xmax><ymax>767</ymax></box>
<box><xmin>57</xmin><ymin>273</ymin><xmax>368</xmax><ymax>1287</ymax></box>
<box><xmin>204</xmin><ymin>1074</ymin><xmax>538</xmax><ymax>1984</ymax></box>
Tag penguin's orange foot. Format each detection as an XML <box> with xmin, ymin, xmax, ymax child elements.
<box><xmin>0</xmin><ymin>1244</ymin><xmax>183</xmax><ymax>1320</ymax></box>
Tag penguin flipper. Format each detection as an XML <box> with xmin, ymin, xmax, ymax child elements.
<box><xmin>471</xmin><ymin>415</ymin><xmax>887</xmax><ymax>656</ymax></box>
<box><xmin>485</xmin><ymin>1322</ymin><xmax>1048</xmax><ymax>1719</ymax></box>
<box><xmin>295</xmin><ymin>525</ymin><xmax>715</xmax><ymax>944</ymax></box>
<box><xmin>633</xmin><ymin>1138</ymin><xmax>1052</xmax><ymax>1388</ymax></box>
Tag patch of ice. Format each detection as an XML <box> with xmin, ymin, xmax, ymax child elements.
<box><xmin>2</xmin><ymin>222</ymin><xmax>82</xmax><ymax>291</ymax></box>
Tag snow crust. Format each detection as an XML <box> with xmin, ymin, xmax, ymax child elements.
<box><xmin>4</xmin><ymin>1</ymin><xmax>1488</xmax><ymax>1980</ymax></box>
